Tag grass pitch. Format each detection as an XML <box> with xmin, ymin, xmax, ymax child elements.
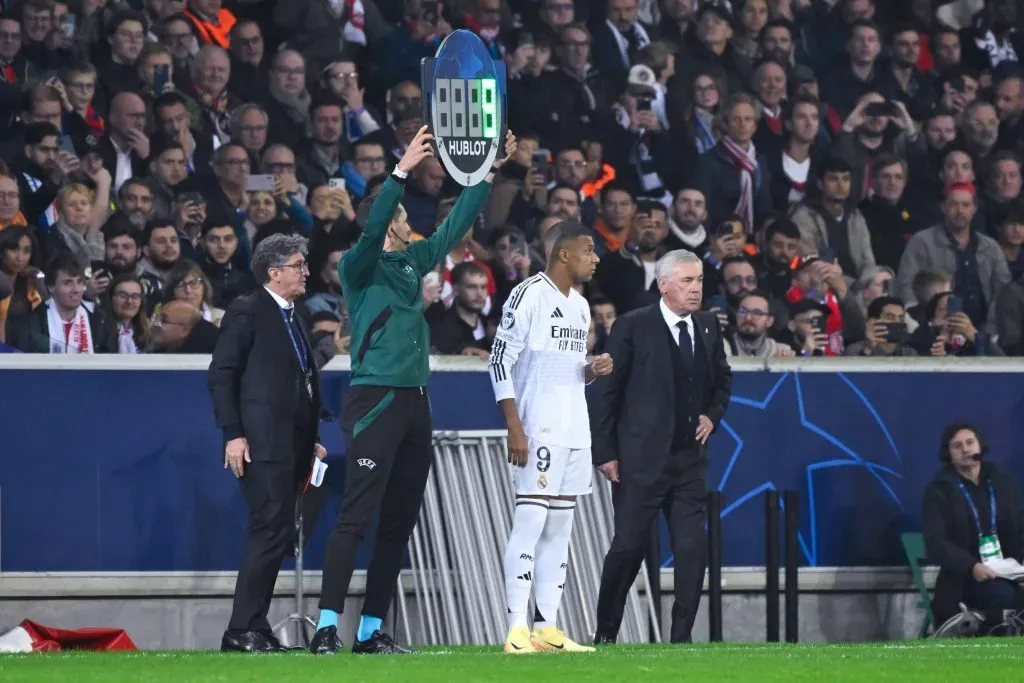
<box><xmin>1</xmin><ymin>640</ymin><xmax>1020</xmax><ymax>682</ymax></box>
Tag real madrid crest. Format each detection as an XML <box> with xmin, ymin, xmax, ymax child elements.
<box><xmin>537</xmin><ymin>474</ymin><xmax>547</xmax><ymax>489</ymax></box>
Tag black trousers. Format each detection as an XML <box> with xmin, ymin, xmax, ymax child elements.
<box><xmin>595</xmin><ymin>450</ymin><xmax>708</xmax><ymax>643</ymax></box>
<box><xmin>318</xmin><ymin>386</ymin><xmax>432</xmax><ymax>617</ymax></box>
<box><xmin>229</xmin><ymin>437</ymin><xmax>312</xmax><ymax>632</ymax></box>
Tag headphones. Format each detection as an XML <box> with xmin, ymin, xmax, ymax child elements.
<box><xmin>938</xmin><ymin>422</ymin><xmax>988</xmax><ymax>464</ymax></box>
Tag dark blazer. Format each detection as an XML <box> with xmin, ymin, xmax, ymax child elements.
<box><xmin>922</xmin><ymin>461</ymin><xmax>1024</xmax><ymax>624</ymax></box>
<box><xmin>6</xmin><ymin>303</ymin><xmax>109</xmax><ymax>354</ymax></box>
<box><xmin>590</xmin><ymin>304</ymin><xmax>733</xmax><ymax>486</ymax></box>
<box><xmin>207</xmin><ymin>288</ymin><xmax>322</xmax><ymax>463</ymax></box>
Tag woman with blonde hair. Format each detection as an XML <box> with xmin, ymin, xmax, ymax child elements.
<box><xmin>102</xmin><ymin>274</ymin><xmax>152</xmax><ymax>353</ymax></box>
<box><xmin>47</xmin><ymin>179</ymin><xmax>112</xmax><ymax>268</ymax></box>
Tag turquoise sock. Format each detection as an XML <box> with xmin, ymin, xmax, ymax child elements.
<box><xmin>357</xmin><ymin>615</ymin><xmax>383</xmax><ymax>641</ymax></box>
<box><xmin>317</xmin><ymin>609</ymin><xmax>339</xmax><ymax>631</ymax></box>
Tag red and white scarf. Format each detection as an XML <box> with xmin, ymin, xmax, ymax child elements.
<box><xmin>343</xmin><ymin>0</ymin><xmax>366</xmax><ymax>46</ymax></box>
<box><xmin>47</xmin><ymin>302</ymin><xmax>94</xmax><ymax>354</ymax></box>
<box><xmin>722</xmin><ymin>137</ymin><xmax>758</xmax><ymax>235</ymax></box>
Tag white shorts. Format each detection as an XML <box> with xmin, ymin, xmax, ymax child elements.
<box><xmin>513</xmin><ymin>438</ymin><xmax>593</xmax><ymax>496</ymax></box>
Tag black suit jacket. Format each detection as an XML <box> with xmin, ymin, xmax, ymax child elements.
<box><xmin>590</xmin><ymin>304</ymin><xmax>733</xmax><ymax>487</ymax></box>
<box><xmin>207</xmin><ymin>288</ymin><xmax>322</xmax><ymax>463</ymax></box>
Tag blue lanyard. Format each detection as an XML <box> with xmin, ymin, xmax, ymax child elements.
<box><xmin>279</xmin><ymin>307</ymin><xmax>309</xmax><ymax>374</ymax></box>
<box><xmin>958</xmin><ymin>479</ymin><xmax>996</xmax><ymax>535</ymax></box>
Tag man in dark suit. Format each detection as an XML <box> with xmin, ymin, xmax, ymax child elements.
<box><xmin>208</xmin><ymin>233</ymin><xmax>327</xmax><ymax>653</ymax></box>
<box><xmin>591</xmin><ymin>248</ymin><xmax>733</xmax><ymax>644</ymax></box>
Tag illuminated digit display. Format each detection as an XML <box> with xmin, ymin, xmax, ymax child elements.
<box><xmin>481</xmin><ymin>78</ymin><xmax>497</xmax><ymax>139</ymax></box>
<box><xmin>432</xmin><ymin>78</ymin><xmax>499</xmax><ymax>140</ymax></box>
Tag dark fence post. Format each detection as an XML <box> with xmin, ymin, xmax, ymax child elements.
<box><xmin>765</xmin><ymin>489</ymin><xmax>780</xmax><ymax>643</ymax></box>
<box><xmin>784</xmin><ymin>490</ymin><xmax>800</xmax><ymax>643</ymax></box>
<box><xmin>707</xmin><ymin>490</ymin><xmax>723</xmax><ymax>642</ymax></box>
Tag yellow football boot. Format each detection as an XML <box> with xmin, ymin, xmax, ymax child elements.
<box><xmin>531</xmin><ymin>626</ymin><xmax>595</xmax><ymax>653</ymax></box>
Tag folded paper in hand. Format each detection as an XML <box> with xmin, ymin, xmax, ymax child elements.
<box><xmin>311</xmin><ymin>459</ymin><xmax>328</xmax><ymax>488</ymax></box>
<box><xmin>985</xmin><ymin>557</ymin><xmax>1024</xmax><ymax>581</ymax></box>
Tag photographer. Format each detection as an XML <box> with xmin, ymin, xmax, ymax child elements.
<box><xmin>843</xmin><ymin>295</ymin><xmax>916</xmax><ymax>357</ymax></box>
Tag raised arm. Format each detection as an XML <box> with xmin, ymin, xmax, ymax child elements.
<box><xmin>410</xmin><ymin>131</ymin><xmax>518</xmax><ymax>274</ymax></box>
<box><xmin>340</xmin><ymin>126</ymin><xmax>436</xmax><ymax>287</ymax></box>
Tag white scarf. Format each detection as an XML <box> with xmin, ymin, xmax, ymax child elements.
<box><xmin>606</xmin><ymin>19</ymin><xmax>651</xmax><ymax>70</ymax></box>
<box><xmin>47</xmin><ymin>302</ymin><xmax>94</xmax><ymax>354</ymax></box>
<box><xmin>117</xmin><ymin>322</ymin><xmax>138</xmax><ymax>354</ymax></box>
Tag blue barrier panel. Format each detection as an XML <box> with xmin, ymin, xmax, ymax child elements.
<box><xmin>0</xmin><ymin>357</ymin><xmax>1021</xmax><ymax>572</ymax></box>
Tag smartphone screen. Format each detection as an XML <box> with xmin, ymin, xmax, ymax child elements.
<box><xmin>245</xmin><ymin>174</ymin><xmax>276</xmax><ymax>192</ymax></box>
<box><xmin>154</xmin><ymin>64</ymin><xmax>170</xmax><ymax>94</ymax></box>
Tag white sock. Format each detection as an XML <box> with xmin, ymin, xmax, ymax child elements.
<box><xmin>504</xmin><ymin>498</ymin><xmax>549</xmax><ymax>629</ymax></box>
<box><xmin>533</xmin><ymin>501</ymin><xmax>576</xmax><ymax>630</ymax></box>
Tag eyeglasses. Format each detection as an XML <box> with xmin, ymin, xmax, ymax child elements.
<box><xmin>176</xmin><ymin>277</ymin><xmax>204</xmax><ymax>290</ymax></box>
<box><xmin>737</xmin><ymin>307</ymin><xmax>769</xmax><ymax>318</ymax></box>
<box><xmin>275</xmin><ymin>261</ymin><xmax>309</xmax><ymax>273</ymax></box>
<box><xmin>114</xmin><ymin>291</ymin><xmax>143</xmax><ymax>302</ymax></box>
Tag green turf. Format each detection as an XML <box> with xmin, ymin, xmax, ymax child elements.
<box><xmin>1</xmin><ymin>640</ymin><xmax>1021</xmax><ymax>682</ymax></box>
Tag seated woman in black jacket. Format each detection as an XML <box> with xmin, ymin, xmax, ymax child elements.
<box><xmin>922</xmin><ymin>423</ymin><xmax>1024</xmax><ymax>626</ymax></box>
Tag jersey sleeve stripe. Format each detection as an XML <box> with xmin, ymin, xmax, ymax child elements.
<box><xmin>508</xmin><ymin>275</ymin><xmax>542</xmax><ymax>310</ymax></box>
<box><xmin>490</xmin><ymin>339</ymin><xmax>506</xmax><ymax>381</ymax></box>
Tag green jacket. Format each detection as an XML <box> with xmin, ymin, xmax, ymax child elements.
<box><xmin>340</xmin><ymin>175</ymin><xmax>492</xmax><ymax>387</ymax></box>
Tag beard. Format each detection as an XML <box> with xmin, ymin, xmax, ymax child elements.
<box><xmin>108</xmin><ymin>258</ymin><xmax>136</xmax><ymax>275</ymax></box>
<box><xmin>736</xmin><ymin>326</ymin><xmax>762</xmax><ymax>342</ymax></box>
<box><xmin>150</xmin><ymin>253</ymin><xmax>179</xmax><ymax>271</ymax></box>
<box><xmin>636</xmin><ymin>234</ymin><xmax>660</xmax><ymax>252</ymax></box>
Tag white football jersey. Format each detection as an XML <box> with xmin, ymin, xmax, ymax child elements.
<box><xmin>488</xmin><ymin>272</ymin><xmax>592</xmax><ymax>449</ymax></box>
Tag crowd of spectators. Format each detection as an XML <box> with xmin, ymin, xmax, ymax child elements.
<box><xmin>1</xmin><ymin>0</ymin><xmax>1024</xmax><ymax>361</ymax></box>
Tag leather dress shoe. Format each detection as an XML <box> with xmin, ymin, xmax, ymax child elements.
<box><xmin>262</xmin><ymin>631</ymin><xmax>302</xmax><ymax>652</ymax></box>
<box><xmin>310</xmin><ymin>625</ymin><xmax>343</xmax><ymax>655</ymax></box>
<box><xmin>221</xmin><ymin>629</ymin><xmax>276</xmax><ymax>653</ymax></box>
<box><xmin>351</xmin><ymin>630</ymin><xmax>413</xmax><ymax>654</ymax></box>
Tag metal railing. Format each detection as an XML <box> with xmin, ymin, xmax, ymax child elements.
<box><xmin>394</xmin><ymin>430</ymin><xmax>659</xmax><ymax>646</ymax></box>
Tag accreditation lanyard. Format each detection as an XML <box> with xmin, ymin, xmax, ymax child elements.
<box><xmin>958</xmin><ymin>479</ymin><xmax>997</xmax><ymax>536</ymax></box>
<box><xmin>280</xmin><ymin>307</ymin><xmax>312</xmax><ymax>396</ymax></box>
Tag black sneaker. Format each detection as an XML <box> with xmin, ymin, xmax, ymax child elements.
<box><xmin>309</xmin><ymin>626</ymin><xmax>343</xmax><ymax>655</ymax></box>
<box><xmin>351</xmin><ymin>630</ymin><xmax>413</xmax><ymax>654</ymax></box>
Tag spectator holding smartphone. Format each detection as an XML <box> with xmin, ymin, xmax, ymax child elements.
<box><xmin>908</xmin><ymin>291</ymin><xmax>1004</xmax><ymax>357</ymax></box>
<box><xmin>783</xmin><ymin>298</ymin><xmax>831</xmax><ymax>357</ymax></box>
<box><xmin>844</xmin><ymin>295</ymin><xmax>916</xmax><ymax>356</ymax></box>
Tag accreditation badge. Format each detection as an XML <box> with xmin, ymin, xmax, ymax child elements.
<box><xmin>979</xmin><ymin>533</ymin><xmax>1004</xmax><ymax>564</ymax></box>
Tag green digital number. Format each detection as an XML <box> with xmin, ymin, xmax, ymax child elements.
<box><xmin>480</xmin><ymin>78</ymin><xmax>497</xmax><ymax>139</ymax></box>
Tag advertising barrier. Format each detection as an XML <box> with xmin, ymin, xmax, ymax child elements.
<box><xmin>0</xmin><ymin>356</ymin><xmax>1021</xmax><ymax>572</ymax></box>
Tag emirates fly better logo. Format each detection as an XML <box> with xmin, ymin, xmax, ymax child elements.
<box><xmin>421</xmin><ymin>30</ymin><xmax>507</xmax><ymax>186</ymax></box>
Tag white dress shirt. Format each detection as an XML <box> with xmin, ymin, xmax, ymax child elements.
<box><xmin>264</xmin><ymin>286</ymin><xmax>292</xmax><ymax>311</ymax></box>
<box><xmin>660</xmin><ymin>298</ymin><xmax>694</xmax><ymax>354</ymax></box>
